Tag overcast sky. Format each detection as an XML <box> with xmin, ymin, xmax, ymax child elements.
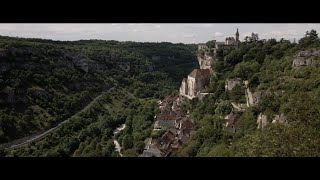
<box><xmin>0</xmin><ymin>23</ymin><xmax>319</xmax><ymax>44</ymax></box>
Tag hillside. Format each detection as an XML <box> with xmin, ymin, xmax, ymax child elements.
<box><xmin>0</xmin><ymin>36</ymin><xmax>198</xmax><ymax>156</ymax></box>
<box><xmin>2</xmin><ymin>29</ymin><xmax>320</xmax><ymax>157</ymax></box>
<box><xmin>173</xmin><ymin>30</ymin><xmax>320</xmax><ymax>157</ymax></box>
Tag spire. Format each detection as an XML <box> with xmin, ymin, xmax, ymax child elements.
<box><xmin>236</xmin><ymin>28</ymin><xmax>239</xmax><ymax>41</ymax></box>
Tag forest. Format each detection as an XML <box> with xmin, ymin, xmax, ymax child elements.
<box><xmin>173</xmin><ymin>30</ymin><xmax>320</xmax><ymax>157</ymax></box>
<box><xmin>0</xmin><ymin>36</ymin><xmax>197</xmax><ymax>156</ymax></box>
<box><xmin>2</xmin><ymin>29</ymin><xmax>320</xmax><ymax>157</ymax></box>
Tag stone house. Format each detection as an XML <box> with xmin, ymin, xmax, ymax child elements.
<box><xmin>156</xmin><ymin>112</ymin><xmax>177</xmax><ymax>128</ymax></box>
<box><xmin>225</xmin><ymin>113</ymin><xmax>241</xmax><ymax>133</ymax></box>
<box><xmin>215</xmin><ymin>29</ymin><xmax>240</xmax><ymax>50</ymax></box>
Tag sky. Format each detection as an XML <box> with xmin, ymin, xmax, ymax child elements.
<box><xmin>0</xmin><ymin>23</ymin><xmax>319</xmax><ymax>44</ymax></box>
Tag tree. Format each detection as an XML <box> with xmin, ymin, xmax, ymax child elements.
<box><xmin>215</xmin><ymin>101</ymin><xmax>232</xmax><ymax>115</ymax></box>
<box><xmin>122</xmin><ymin>134</ymin><xmax>133</xmax><ymax>150</ymax></box>
<box><xmin>299</xmin><ymin>29</ymin><xmax>319</xmax><ymax>47</ymax></box>
<box><xmin>0</xmin><ymin>146</ymin><xmax>7</xmax><ymax>157</ymax></box>
<box><xmin>244</xmin><ymin>33</ymin><xmax>259</xmax><ymax>43</ymax></box>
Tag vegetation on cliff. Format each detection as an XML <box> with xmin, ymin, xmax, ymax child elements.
<box><xmin>0</xmin><ymin>36</ymin><xmax>197</xmax><ymax>156</ymax></box>
<box><xmin>174</xmin><ymin>29</ymin><xmax>320</xmax><ymax>157</ymax></box>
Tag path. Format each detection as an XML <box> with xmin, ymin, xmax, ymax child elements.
<box><xmin>1</xmin><ymin>87</ymin><xmax>115</xmax><ymax>150</ymax></box>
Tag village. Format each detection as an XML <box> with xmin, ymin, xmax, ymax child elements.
<box><xmin>140</xmin><ymin>28</ymin><xmax>288</xmax><ymax>157</ymax></box>
<box><xmin>140</xmin><ymin>29</ymin><xmax>241</xmax><ymax>157</ymax></box>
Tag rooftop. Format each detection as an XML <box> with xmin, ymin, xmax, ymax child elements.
<box><xmin>226</xmin><ymin>113</ymin><xmax>241</xmax><ymax>127</ymax></box>
<box><xmin>158</xmin><ymin>113</ymin><xmax>177</xmax><ymax>121</ymax></box>
<box><xmin>188</xmin><ymin>69</ymin><xmax>211</xmax><ymax>79</ymax></box>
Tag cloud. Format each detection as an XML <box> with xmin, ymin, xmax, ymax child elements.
<box><xmin>202</xmin><ymin>24</ymin><xmax>214</xmax><ymax>28</ymax></box>
<box><xmin>261</xmin><ymin>30</ymin><xmax>300</xmax><ymax>40</ymax></box>
<box><xmin>0</xmin><ymin>23</ymin><xmax>315</xmax><ymax>43</ymax></box>
<box><xmin>182</xmin><ymin>33</ymin><xmax>195</xmax><ymax>38</ymax></box>
<box><xmin>214</xmin><ymin>32</ymin><xmax>223</xmax><ymax>37</ymax></box>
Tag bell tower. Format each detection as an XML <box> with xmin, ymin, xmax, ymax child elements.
<box><xmin>235</xmin><ymin>28</ymin><xmax>239</xmax><ymax>41</ymax></box>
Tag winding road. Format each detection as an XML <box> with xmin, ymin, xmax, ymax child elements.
<box><xmin>1</xmin><ymin>88</ymin><xmax>114</xmax><ymax>150</ymax></box>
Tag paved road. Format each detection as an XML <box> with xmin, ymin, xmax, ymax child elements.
<box><xmin>1</xmin><ymin>88</ymin><xmax>113</xmax><ymax>150</ymax></box>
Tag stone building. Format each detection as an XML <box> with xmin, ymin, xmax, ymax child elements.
<box><xmin>225</xmin><ymin>113</ymin><xmax>241</xmax><ymax>133</ymax></box>
<box><xmin>155</xmin><ymin>111</ymin><xmax>177</xmax><ymax>128</ymax></box>
<box><xmin>215</xmin><ymin>28</ymin><xmax>240</xmax><ymax>50</ymax></box>
<box><xmin>179</xmin><ymin>69</ymin><xmax>211</xmax><ymax>99</ymax></box>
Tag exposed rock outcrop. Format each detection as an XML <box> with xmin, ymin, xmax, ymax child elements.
<box><xmin>64</xmin><ymin>52</ymin><xmax>108</xmax><ymax>73</ymax></box>
<box><xmin>257</xmin><ymin>113</ymin><xmax>268</xmax><ymax>130</ymax></box>
<box><xmin>245</xmin><ymin>87</ymin><xmax>270</xmax><ymax>106</ymax></box>
<box><xmin>272</xmin><ymin>113</ymin><xmax>287</xmax><ymax>124</ymax></box>
<box><xmin>292</xmin><ymin>49</ymin><xmax>320</xmax><ymax>68</ymax></box>
<box><xmin>198</xmin><ymin>53</ymin><xmax>215</xmax><ymax>70</ymax></box>
<box><xmin>225</xmin><ymin>78</ymin><xmax>242</xmax><ymax>91</ymax></box>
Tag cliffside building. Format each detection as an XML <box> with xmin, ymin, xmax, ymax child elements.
<box><xmin>179</xmin><ymin>69</ymin><xmax>211</xmax><ymax>99</ymax></box>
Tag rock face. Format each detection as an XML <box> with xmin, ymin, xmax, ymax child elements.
<box><xmin>198</xmin><ymin>53</ymin><xmax>215</xmax><ymax>70</ymax></box>
<box><xmin>252</xmin><ymin>91</ymin><xmax>264</xmax><ymax>104</ymax></box>
<box><xmin>246</xmin><ymin>88</ymin><xmax>269</xmax><ymax>106</ymax></box>
<box><xmin>272</xmin><ymin>113</ymin><xmax>287</xmax><ymax>124</ymax></box>
<box><xmin>225</xmin><ymin>78</ymin><xmax>242</xmax><ymax>91</ymax></box>
<box><xmin>292</xmin><ymin>49</ymin><xmax>320</xmax><ymax>68</ymax></box>
<box><xmin>257</xmin><ymin>113</ymin><xmax>268</xmax><ymax>130</ymax></box>
<box><xmin>64</xmin><ymin>52</ymin><xmax>108</xmax><ymax>73</ymax></box>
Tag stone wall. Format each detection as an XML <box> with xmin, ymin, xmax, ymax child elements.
<box><xmin>187</xmin><ymin>76</ymin><xmax>196</xmax><ymax>97</ymax></box>
<box><xmin>179</xmin><ymin>78</ymin><xmax>188</xmax><ymax>96</ymax></box>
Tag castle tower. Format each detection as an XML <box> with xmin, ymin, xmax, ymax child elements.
<box><xmin>236</xmin><ymin>28</ymin><xmax>239</xmax><ymax>41</ymax></box>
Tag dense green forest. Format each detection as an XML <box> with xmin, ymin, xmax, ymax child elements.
<box><xmin>2</xmin><ymin>29</ymin><xmax>320</xmax><ymax>157</ymax></box>
<box><xmin>0</xmin><ymin>36</ymin><xmax>197</xmax><ymax>156</ymax></box>
<box><xmin>173</xmin><ymin>30</ymin><xmax>320</xmax><ymax>157</ymax></box>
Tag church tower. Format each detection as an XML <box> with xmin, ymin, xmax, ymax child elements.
<box><xmin>235</xmin><ymin>28</ymin><xmax>240</xmax><ymax>49</ymax></box>
<box><xmin>236</xmin><ymin>28</ymin><xmax>239</xmax><ymax>41</ymax></box>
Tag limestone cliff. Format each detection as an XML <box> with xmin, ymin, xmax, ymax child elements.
<box><xmin>292</xmin><ymin>49</ymin><xmax>320</xmax><ymax>68</ymax></box>
<box><xmin>197</xmin><ymin>53</ymin><xmax>215</xmax><ymax>70</ymax></box>
<box><xmin>0</xmin><ymin>48</ymin><xmax>133</xmax><ymax>75</ymax></box>
<box><xmin>225</xmin><ymin>78</ymin><xmax>242</xmax><ymax>91</ymax></box>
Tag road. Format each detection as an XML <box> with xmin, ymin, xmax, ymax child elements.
<box><xmin>1</xmin><ymin>88</ymin><xmax>114</xmax><ymax>150</ymax></box>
